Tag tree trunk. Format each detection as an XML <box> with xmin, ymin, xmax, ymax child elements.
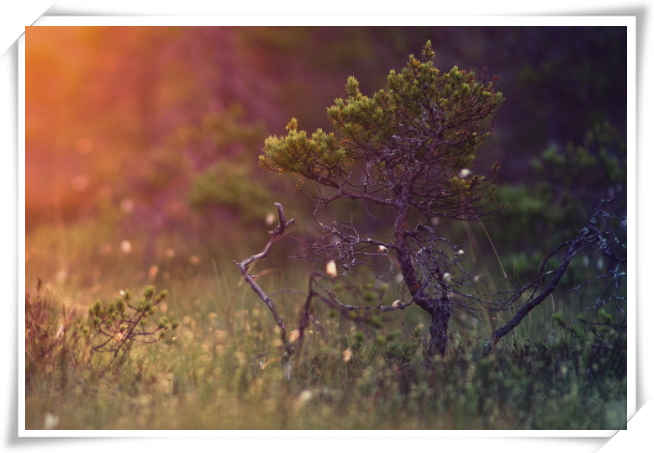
<box><xmin>428</xmin><ymin>297</ymin><xmax>451</xmax><ymax>356</ymax></box>
<box><xmin>395</xmin><ymin>247</ymin><xmax>452</xmax><ymax>357</ymax></box>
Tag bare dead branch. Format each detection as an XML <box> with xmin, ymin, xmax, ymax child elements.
<box><xmin>235</xmin><ymin>202</ymin><xmax>295</xmax><ymax>358</ymax></box>
<box><xmin>236</xmin><ymin>203</ymin><xmax>419</xmax><ymax>367</ymax></box>
<box><xmin>490</xmin><ymin>241</ymin><xmax>580</xmax><ymax>346</ymax></box>
<box><xmin>486</xmin><ymin>199</ymin><xmax>619</xmax><ymax>351</ymax></box>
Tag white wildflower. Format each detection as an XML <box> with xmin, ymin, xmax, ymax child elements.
<box><xmin>148</xmin><ymin>265</ymin><xmax>159</xmax><ymax>280</ymax></box>
<box><xmin>288</xmin><ymin>329</ymin><xmax>300</xmax><ymax>343</ymax></box>
<box><xmin>296</xmin><ymin>389</ymin><xmax>314</xmax><ymax>409</ymax></box>
<box><xmin>459</xmin><ymin>168</ymin><xmax>471</xmax><ymax>178</ymax></box>
<box><xmin>44</xmin><ymin>413</ymin><xmax>59</xmax><ymax>430</ymax></box>
<box><xmin>326</xmin><ymin>260</ymin><xmax>338</xmax><ymax>278</ymax></box>
<box><xmin>120</xmin><ymin>198</ymin><xmax>134</xmax><ymax>214</ymax></box>
<box><xmin>55</xmin><ymin>269</ymin><xmax>68</xmax><ymax>284</ymax></box>
<box><xmin>120</xmin><ymin>240</ymin><xmax>132</xmax><ymax>254</ymax></box>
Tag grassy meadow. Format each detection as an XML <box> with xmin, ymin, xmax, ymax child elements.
<box><xmin>25</xmin><ymin>215</ymin><xmax>627</xmax><ymax>430</ymax></box>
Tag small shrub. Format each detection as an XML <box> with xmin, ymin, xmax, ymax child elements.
<box><xmin>25</xmin><ymin>282</ymin><xmax>83</xmax><ymax>391</ymax></box>
<box><xmin>86</xmin><ymin>285</ymin><xmax>178</xmax><ymax>365</ymax></box>
<box><xmin>189</xmin><ymin>161</ymin><xmax>273</xmax><ymax>223</ymax></box>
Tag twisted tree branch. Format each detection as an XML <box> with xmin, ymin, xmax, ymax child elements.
<box><xmin>236</xmin><ymin>202</ymin><xmax>295</xmax><ymax>358</ymax></box>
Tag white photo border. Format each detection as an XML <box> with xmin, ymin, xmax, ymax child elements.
<box><xmin>17</xmin><ymin>15</ymin><xmax>637</xmax><ymax>439</ymax></box>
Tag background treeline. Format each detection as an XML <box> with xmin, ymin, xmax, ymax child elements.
<box><xmin>27</xmin><ymin>27</ymin><xmax>626</xmax><ymax>251</ymax></box>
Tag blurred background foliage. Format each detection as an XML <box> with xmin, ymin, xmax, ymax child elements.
<box><xmin>27</xmin><ymin>26</ymin><xmax>626</xmax><ymax>240</ymax></box>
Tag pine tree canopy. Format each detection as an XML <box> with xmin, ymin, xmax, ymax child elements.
<box><xmin>261</xmin><ymin>41</ymin><xmax>504</xmax><ymax>220</ymax></box>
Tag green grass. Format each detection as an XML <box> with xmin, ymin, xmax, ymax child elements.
<box><xmin>25</xmin><ymin>219</ymin><xmax>626</xmax><ymax>430</ymax></box>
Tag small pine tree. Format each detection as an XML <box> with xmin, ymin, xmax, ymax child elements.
<box><xmin>259</xmin><ymin>42</ymin><xmax>504</xmax><ymax>355</ymax></box>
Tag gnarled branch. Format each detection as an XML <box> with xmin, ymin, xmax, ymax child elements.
<box><xmin>235</xmin><ymin>203</ymin><xmax>417</xmax><ymax>369</ymax></box>
<box><xmin>235</xmin><ymin>202</ymin><xmax>295</xmax><ymax>358</ymax></box>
